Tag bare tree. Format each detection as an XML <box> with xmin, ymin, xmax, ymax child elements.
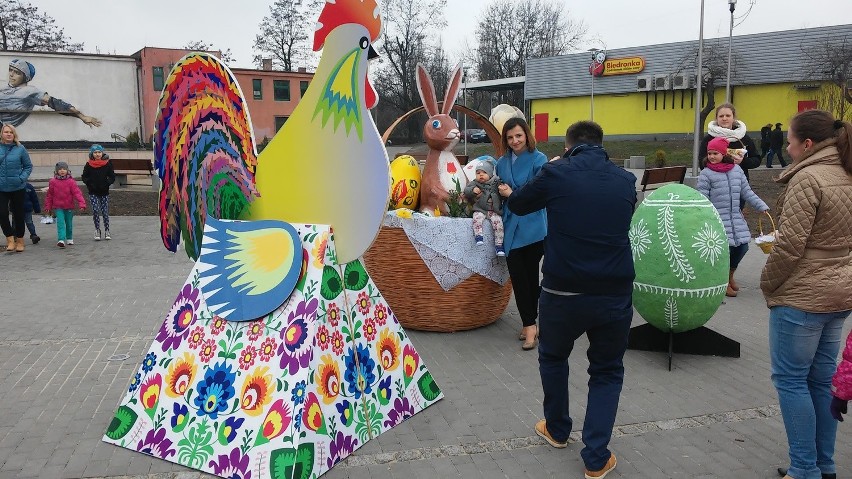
<box><xmin>252</xmin><ymin>0</ymin><xmax>322</xmax><ymax>71</ymax></box>
<box><xmin>372</xmin><ymin>0</ymin><xmax>447</xmax><ymax>141</ymax></box>
<box><xmin>0</xmin><ymin>0</ymin><xmax>82</xmax><ymax>52</ymax></box>
<box><xmin>673</xmin><ymin>39</ymin><xmax>742</xmax><ymax>129</ymax></box>
<box><xmin>801</xmin><ymin>35</ymin><xmax>852</xmax><ymax>121</ymax></box>
<box><xmin>472</xmin><ymin>0</ymin><xmax>585</xmax><ymax>106</ymax></box>
<box><xmin>184</xmin><ymin>40</ymin><xmax>235</xmax><ymax>65</ymax></box>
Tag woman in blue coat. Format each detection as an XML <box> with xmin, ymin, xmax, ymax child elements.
<box><xmin>0</xmin><ymin>123</ymin><xmax>33</xmax><ymax>252</ymax></box>
<box><xmin>497</xmin><ymin>118</ymin><xmax>548</xmax><ymax>350</ymax></box>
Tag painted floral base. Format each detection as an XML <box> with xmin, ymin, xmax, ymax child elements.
<box><xmin>103</xmin><ymin>224</ymin><xmax>443</xmax><ymax>478</ymax></box>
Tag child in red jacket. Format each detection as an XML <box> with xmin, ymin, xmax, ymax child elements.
<box><xmin>831</xmin><ymin>330</ymin><xmax>852</xmax><ymax>422</ymax></box>
<box><xmin>44</xmin><ymin>161</ymin><xmax>86</xmax><ymax>248</ymax></box>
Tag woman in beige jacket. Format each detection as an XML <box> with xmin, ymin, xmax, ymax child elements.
<box><xmin>762</xmin><ymin>110</ymin><xmax>852</xmax><ymax>479</ymax></box>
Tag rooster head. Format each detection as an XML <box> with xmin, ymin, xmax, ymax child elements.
<box><xmin>314</xmin><ymin>0</ymin><xmax>382</xmax><ymax>52</ymax></box>
<box><xmin>313</xmin><ymin>0</ymin><xmax>382</xmax><ymax>110</ymax></box>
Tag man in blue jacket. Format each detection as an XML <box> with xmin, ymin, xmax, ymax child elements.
<box><xmin>506</xmin><ymin>121</ymin><xmax>636</xmax><ymax>479</ymax></box>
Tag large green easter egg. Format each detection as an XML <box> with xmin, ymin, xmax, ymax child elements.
<box><xmin>630</xmin><ymin>184</ymin><xmax>729</xmax><ymax>333</ymax></box>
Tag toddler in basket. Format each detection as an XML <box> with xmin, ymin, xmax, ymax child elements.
<box><xmin>696</xmin><ymin>137</ymin><xmax>769</xmax><ymax>297</ymax></box>
<box><xmin>463</xmin><ymin>160</ymin><xmax>505</xmax><ymax>256</ymax></box>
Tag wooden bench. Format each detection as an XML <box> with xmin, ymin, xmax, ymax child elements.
<box><xmin>637</xmin><ymin>166</ymin><xmax>687</xmax><ymax>203</ymax></box>
<box><xmin>639</xmin><ymin>166</ymin><xmax>687</xmax><ymax>192</ymax></box>
<box><xmin>111</xmin><ymin>158</ymin><xmax>158</xmax><ymax>190</ymax></box>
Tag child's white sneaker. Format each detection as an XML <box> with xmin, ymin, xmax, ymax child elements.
<box><xmin>66</xmin><ymin>239</ymin><xmax>74</xmax><ymax>245</ymax></box>
<box><xmin>104</xmin><ymin>232</ymin><xmax>111</xmax><ymax>240</ymax></box>
<box><xmin>496</xmin><ymin>245</ymin><xmax>505</xmax><ymax>257</ymax></box>
<box><xmin>57</xmin><ymin>241</ymin><xmax>65</xmax><ymax>248</ymax></box>
<box><xmin>94</xmin><ymin>231</ymin><xmax>101</xmax><ymax>241</ymax></box>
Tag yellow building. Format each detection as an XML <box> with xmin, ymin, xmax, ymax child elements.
<box><xmin>525</xmin><ymin>25</ymin><xmax>852</xmax><ymax>141</ymax></box>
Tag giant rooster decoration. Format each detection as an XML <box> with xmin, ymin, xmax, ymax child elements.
<box><xmin>102</xmin><ymin>1</ymin><xmax>443</xmax><ymax>477</ymax></box>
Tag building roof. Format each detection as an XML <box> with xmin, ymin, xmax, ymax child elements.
<box><xmin>525</xmin><ymin>24</ymin><xmax>852</xmax><ymax>100</ymax></box>
<box><xmin>461</xmin><ymin>76</ymin><xmax>525</xmax><ymax>92</ymax></box>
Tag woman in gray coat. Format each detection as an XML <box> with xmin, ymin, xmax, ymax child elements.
<box><xmin>697</xmin><ymin>137</ymin><xmax>769</xmax><ymax>297</ymax></box>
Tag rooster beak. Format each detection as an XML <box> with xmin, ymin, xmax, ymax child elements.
<box><xmin>368</xmin><ymin>45</ymin><xmax>379</xmax><ymax>60</ymax></box>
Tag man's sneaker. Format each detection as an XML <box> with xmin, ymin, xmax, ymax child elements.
<box><xmin>66</xmin><ymin>239</ymin><xmax>74</xmax><ymax>245</ymax></box>
<box><xmin>534</xmin><ymin>419</ymin><xmax>567</xmax><ymax>448</ymax></box>
<box><xmin>584</xmin><ymin>453</ymin><xmax>617</xmax><ymax>479</ymax></box>
<box><xmin>496</xmin><ymin>245</ymin><xmax>505</xmax><ymax>257</ymax></box>
<box><xmin>474</xmin><ymin>235</ymin><xmax>484</xmax><ymax>246</ymax></box>
<box><xmin>105</xmin><ymin>231</ymin><xmax>111</xmax><ymax>240</ymax></box>
<box><xmin>31</xmin><ymin>235</ymin><xmax>40</xmax><ymax>244</ymax></box>
<box><xmin>57</xmin><ymin>241</ymin><xmax>65</xmax><ymax>248</ymax></box>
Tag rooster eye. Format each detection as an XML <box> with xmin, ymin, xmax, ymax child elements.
<box><xmin>359</xmin><ymin>37</ymin><xmax>369</xmax><ymax>49</ymax></box>
<box><xmin>431</xmin><ymin>120</ymin><xmax>441</xmax><ymax>129</ymax></box>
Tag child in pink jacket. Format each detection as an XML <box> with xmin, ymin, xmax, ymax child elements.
<box><xmin>831</xmin><ymin>331</ymin><xmax>852</xmax><ymax>421</ymax></box>
<box><xmin>44</xmin><ymin>161</ymin><xmax>86</xmax><ymax>248</ymax></box>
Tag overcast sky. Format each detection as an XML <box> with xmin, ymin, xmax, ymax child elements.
<box><xmin>34</xmin><ymin>0</ymin><xmax>852</xmax><ymax>71</ymax></box>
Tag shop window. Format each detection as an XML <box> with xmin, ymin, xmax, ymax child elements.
<box><xmin>253</xmin><ymin>79</ymin><xmax>262</xmax><ymax>100</ymax></box>
<box><xmin>152</xmin><ymin>67</ymin><xmax>165</xmax><ymax>91</ymax></box>
<box><xmin>275</xmin><ymin>116</ymin><xmax>288</xmax><ymax>131</ymax></box>
<box><xmin>274</xmin><ymin>80</ymin><xmax>291</xmax><ymax>101</ymax></box>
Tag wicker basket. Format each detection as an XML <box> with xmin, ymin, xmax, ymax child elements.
<box><xmin>756</xmin><ymin>212</ymin><xmax>777</xmax><ymax>254</ymax></box>
<box><xmin>362</xmin><ymin>226</ymin><xmax>512</xmax><ymax>332</ymax></box>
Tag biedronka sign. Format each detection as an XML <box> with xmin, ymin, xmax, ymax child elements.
<box><xmin>600</xmin><ymin>56</ymin><xmax>645</xmax><ymax>76</ymax></box>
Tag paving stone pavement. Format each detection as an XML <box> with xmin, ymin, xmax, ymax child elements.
<box><xmin>0</xmin><ymin>216</ymin><xmax>849</xmax><ymax>479</ymax></box>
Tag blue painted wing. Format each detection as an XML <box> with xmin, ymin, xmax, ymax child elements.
<box><xmin>196</xmin><ymin>217</ymin><xmax>302</xmax><ymax>321</ymax></box>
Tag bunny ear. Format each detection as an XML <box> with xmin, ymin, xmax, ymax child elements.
<box><xmin>416</xmin><ymin>63</ymin><xmax>439</xmax><ymax>117</ymax></box>
<box><xmin>441</xmin><ymin>63</ymin><xmax>464</xmax><ymax>115</ymax></box>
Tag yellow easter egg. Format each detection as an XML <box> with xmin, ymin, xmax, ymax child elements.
<box><xmin>388</xmin><ymin>155</ymin><xmax>421</xmax><ymax>210</ymax></box>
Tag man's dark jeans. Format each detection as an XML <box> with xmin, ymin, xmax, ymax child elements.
<box><xmin>538</xmin><ymin>291</ymin><xmax>632</xmax><ymax>470</ymax></box>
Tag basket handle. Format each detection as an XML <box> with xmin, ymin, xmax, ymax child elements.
<box><xmin>758</xmin><ymin>211</ymin><xmax>777</xmax><ymax>236</ymax></box>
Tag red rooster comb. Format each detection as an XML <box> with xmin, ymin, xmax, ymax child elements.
<box><xmin>313</xmin><ymin>0</ymin><xmax>382</xmax><ymax>52</ymax></box>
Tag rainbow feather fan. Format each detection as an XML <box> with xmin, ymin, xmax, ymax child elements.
<box><xmin>155</xmin><ymin>53</ymin><xmax>258</xmax><ymax>260</ymax></box>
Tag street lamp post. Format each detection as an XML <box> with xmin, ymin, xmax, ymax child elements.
<box><xmin>725</xmin><ymin>0</ymin><xmax>737</xmax><ymax>102</ymax></box>
<box><xmin>692</xmin><ymin>0</ymin><xmax>706</xmax><ymax>177</ymax></box>
<box><xmin>588</xmin><ymin>48</ymin><xmax>605</xmax><ymax>121</ymax></box>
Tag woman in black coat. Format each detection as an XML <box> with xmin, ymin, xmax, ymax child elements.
<box><xmin>698</xmin><ymin>103</ymin><xmax>762</xmax><ymax>180</ymax></box>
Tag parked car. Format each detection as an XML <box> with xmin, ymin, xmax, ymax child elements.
<box><xmin>463</xmin><ymin>128</ymin><xmax>488</xmax><ymax>143</ymax></box>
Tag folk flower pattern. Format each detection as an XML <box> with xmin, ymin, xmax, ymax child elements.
<box><xmin>209</xmin><ymin>447</ymin><xmax>251</xmax><ymax>479</ymax></box>
<box><xmin>363</xmin><ymin>317</ymin><xmax>377</xmax><ymax>341</ymax></box>
<box><xmin>373</xmin><ymin>303</ymin><xmax>388</xmax><ymax>326</ymax></box>
<box><xmin>194</xmin><ymin>362</ymin><xmax>237</xmax><ymax>420</ymax></box>
<box><xmin>344</xmin><ymin>344</ymin><xmax>376</xmax><ymax>399</ymax></box>
<box><xmin>384</xmin><ymin>397</ymin><xmax>415</xmax><ymax>428</ymax></box>
<box><xmin>312</xmin><ymin>230</ymin><xmax>329</xmax><ymax>268</ymax></box>
<box><xmin>210</xmin><ymin>315</ymin><xmax>227</xmax><ymax>335</ymax></box>
<box><xmin>326</xmin><ymin>302</ymin><xmax>341</xmax><ymax>327</ymax></box>
<box><xmin>238</xmin><ymin>345</ymin><xmax>258</xmax><ymax>370</ymax></box>
<box><xmin>164</xmin><ymin>352</ymin><xmax>197</xmax><ymax>398</ymax></box>
<box><xmin>356</xmin><ymin>291</ymin><xmax>371</xmax><ymax>315</ymax></box>
<box><xmin>103</xmin><ymin>224</ymin><xmax>443</xmax><ymax>479</ymax></box>
<box><xmin>316</xmin><ymin>354</ymin><xmax>341</xmax><ymax>404</ymax></box>
<box><xmin>246</xmin><ymin>320</ymin><xmax>265</xmax><ymax>342</ymax></box>
<box><xmin>377</xmin><ymin>329</ymin><xmax>400</xmax><ymax>371</ymax></box>
<box><xmin>199</xmin><ymin>338</ymin><xmax>217</xmax><ymax>363</ymax></box>
<box><xmin>240</xmin><ymin>366</ymin><xmax>273</xmax><ymax>417</ymax></box>
<box><xmin>327</xmin><ymin>431</ymin><xmax>358</xmax><ymax>469</ymax></box>
<box><xmin>137</xmin><ymin>427</ymin><xmax>176</xmax><ymax>460</ymax></box>
<box><xmin>278</xmin><ymin>298</ymin><xmax>318</xmax><ymax>374</ymax></box>
<box><xmin>331</xmin><ymin>330</ymin><xmax>344</xmax><ymax>356</ymax></box>
<box><xmin>317</xmin><ymin>324</ymin><xmax>330</xmax><ymax>350</ymax></box>
<box><xmin>257</xmin><ymin>337</ymin><xmax>276</xmax><ymax>361</ymax></box>
<box><xmin>156</xmin><ymin>283</ymin><xmax>199</xmax><ymax>352</ymax></box>
<box><xmin>188</xmin><ymin>326</ymin><xmax>205</xmax><ymax>349</ymax></box>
